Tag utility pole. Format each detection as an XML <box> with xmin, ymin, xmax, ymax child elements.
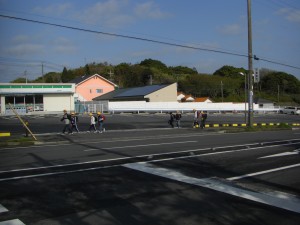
<box><xmin>221</xmin><ymin>81</ymin><xmax>224</xmax><ymax>102</ymax></box>
<box><xmin>42</xmin><ymin>62</ymin><xmax>44</xmax><ymax>83</ymax></box>
<box><xmin>277</xmin><ymin>85</ymin><xmax>280</xmax><ymax>103</ymax></box>
<box><xmin>24</xmin><ymin>70</ymin><xmax>27</xmax><ymax>83</ymax></box>
<box><xmin>108</xmin><ymin>70</ymin><xmax>114</xmax><ymax>80</ymax></box>
<box><xmin>247</xmin><ymin>0</ymin><xmax>254</xmax><ymax>127</ymax></box>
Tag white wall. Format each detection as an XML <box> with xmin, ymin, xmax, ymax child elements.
<box><xmin>109</xmin><ymin>101</ymin><xmax>278</xmax><ymax>113</ymax></box>
<box><xmin>43</xmin><ymin>94</ymin><xmax>74</xmax><ymax>112</ymax></box>
<box><xmin>0</xmin><ymin>95</ymin><xmax>4</xmax><ymax>115</ymax></box>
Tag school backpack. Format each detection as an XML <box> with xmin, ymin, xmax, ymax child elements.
<box><xmin>94</xmin><ymin>116</ymin><xmax>98</xmax><ymax>122</ymax></box>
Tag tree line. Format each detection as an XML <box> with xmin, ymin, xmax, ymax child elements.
<box><xmin>11</xmin><ymin>59</ymin><xmax>300</xmax><ymax>105</ymax></box>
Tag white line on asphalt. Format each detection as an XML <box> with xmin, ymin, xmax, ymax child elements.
<box><xmin>0</xmin><ymin>219</ymin><xmax>25</xmax><ymax>225</ymax></box>
<box><xmin>0</xmin><ymin>133</ymin><xmax>217</xmax><ymax>151</ymax></box>
<box><xmin>140</xmin><ymin>142</ymin><xmax>300</xmax><ymax>164</ymax></box>
<box><xmin>0</xmin><ymin>204</ymin><xmax>8</xmax><ymax>213</ymax></box>
<box><xmin>86</xmin><ymin>140</ymin><xmax>198</xmax><ymax>151</ymax></box>
<box><xmin>124</xmin><ymin>162</ymin><xmax>300</xmax><ymax>214</ymax></box>
<box><xmin>258</xmin><ymin>149</ymin><xmax>300</xmax><ymax>159</ymax></box>
<box><xmin>0</xmin><ymin>164</ymin><xmax>121</xmax><ymax>182</ymax></box>
<box><xmin>1</xmin><ymin>141</ymin><xmax>299</xmax><ymax>181</ymax></box>
<box><xmin>227</xmin><ymin>163</ymin><xmax>300</xmax><ymax>181</ymax></box>
<box><xmin>1</xmin><ymin>141</ymin><xmax>299</xmax><ymax>175</ymax></box>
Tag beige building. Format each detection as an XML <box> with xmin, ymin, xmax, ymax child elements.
<box><xmin>93</xmin><ymin>83</ymin><xmax>177</xmax><ymax>102</ymax></box>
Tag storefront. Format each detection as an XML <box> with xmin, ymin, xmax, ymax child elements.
<box><xmin>0</xmin><ymin>83</ymin><xmax>75</xmax><ymax>115</ymax></box>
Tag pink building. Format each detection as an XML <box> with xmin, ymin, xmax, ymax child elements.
<box><xmin>71</xmin><ymin>74</ymin><xmax>118</xmax><ymax>101</ymax></box>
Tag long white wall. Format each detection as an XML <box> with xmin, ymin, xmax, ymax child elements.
<box><xmin>108</xmin><ymin>101</ymin><xmax>279</xmax><ymax>113</ymax></box>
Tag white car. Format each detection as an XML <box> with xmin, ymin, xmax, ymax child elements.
<box><xmin>279</xmin><ymin>107</ymin><xmax>300</xmax><ymax>115</ymax></box>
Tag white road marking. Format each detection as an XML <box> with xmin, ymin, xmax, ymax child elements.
<box><xmin>0</xmin><ymin>133</ymin><xmax>217</xmax><ymax>151</ymax></box>
<box><xmin>227</xmin><ymin>163</ymin><xmax>300</xmax><ymax>181</ymax></box>
<box><xmin>124</xmin><ymin>162</ymin><xmax>300</xmax><ymax>214</ymax></box>
<box><xmin>1</xmin><ymin>141</ymin><xmax>299</xmax><ymax>181</ymax></box>
<box><xmin>0</xmin><ymin>204</ymin><xmax>8</xmax><ymax>213</ymax></box>
<box><xmin>258</xmin><ymin>149</ymin><xmax>299</xmax><ymax>159</ymax></box>
<box><xmin>0</xmin><ymin>219</ymin><xmax>25</xmax><ymax>225</ymax></box>
<box><xmin>87</xmin><ymin>140</ymin><xmax>198</xmax><ymax>151</ymax></box>
<box><xmin>0</xmin><ymin>164</ymin><xmax>121</xmax><ymax>182</ymax></box>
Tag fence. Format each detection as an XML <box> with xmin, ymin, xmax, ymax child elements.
<box><xmin>74</xmin><ymin>101</ymin><xmax>108</xmax><ymax>114</ymax></box>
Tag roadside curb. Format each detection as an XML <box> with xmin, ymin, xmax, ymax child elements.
<box><xmin>0</xmin><ymin>132</ymin><xmax>10</xmax><ymax>137</ymax></box>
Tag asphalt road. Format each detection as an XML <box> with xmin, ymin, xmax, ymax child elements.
<box><xmin>0</xmin><ymin>113</ymin><xmax>299</xmax><ymax>135</ymax></box>
<box><xmin>0</xmin><ymin>129</ymin><xmax>300</xmax><ymax>225</ymax></box>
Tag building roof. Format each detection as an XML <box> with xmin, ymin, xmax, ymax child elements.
<box><xmin>254</xmin><ymin>97</ymin><xmax>274</xmax><ymax>104</ymax></box>
<box><xmin>93</xmin><ymin>84</ymin><xmax>170</xmax><ymax>101</ymax></box>
<box><xmin>70</xmin><ymin>74</ymin><xmax>117</xmax><ymax>87</ymax></box>
<box><xmin>194</xmin><ymin>97</ymin><xmax>212</xmax><ymax>102</ymax></box>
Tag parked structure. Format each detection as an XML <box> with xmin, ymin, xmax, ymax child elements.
<box><xmin>71</xmin><ymin>74</ymin><xmax>118</xmax><ymax>101</ymax></box>
<box><xmin>0</xmin><ymin>83</ymin><xmax>75</xmax><ymax>115</ymax></box>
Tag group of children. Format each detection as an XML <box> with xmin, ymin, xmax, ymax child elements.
<box><xmin>193</xmin><ymin>109</ymin><xmax>207</xmax><ymax>128</ymax></box>
<box><xmin>168</xmin><ymin>111</ymin><xmax>182</xmax><ymax>128</ymax></box>
<box><xmin>61</xmin><ymin>110</ymin><xmax>105</xmax><ymax>134</ymax></box>
<box><xmin>168</xmin><ymin>109</ymin><xmax>207</xmax><ymax>129</ymax></box>
<box><xmin>62</xmin><ymin>109</ymin><xmax>207</xmax><ymax>134</ymax></box>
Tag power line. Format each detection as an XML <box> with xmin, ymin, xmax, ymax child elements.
<box><xmin>0</xmin><ymin>14</ymin><xmax>299</xmax><ymax>71</ymax></box>
<box><xmin>0</xmin><ymin>14</ymin><xmax>249</xmax><ymax>58</ymax></box>
<box><xmin>0</xmin><ymin>14</ymin><xmax>249</xmax><ymax>57</ymax></box>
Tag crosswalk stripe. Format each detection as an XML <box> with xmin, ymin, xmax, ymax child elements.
<box><xmin>0</xmin><ymin>204</ymin><xmax>8</xmax><ymax>213</ymax></box>
<box><xmin>0</xmin><ymin>219</ymin><xmax>25</xmax><ymax>225</ymax></box>
<box><xmin>124</xmin><ymin>162</ymin><xmax>300</xmax><ymax>214</ymax></box>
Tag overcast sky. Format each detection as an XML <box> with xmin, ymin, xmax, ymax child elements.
<box><xmin>0</xmin><ymin>0</ymin><xmax>299</xmax><ymax>83</ymax></box>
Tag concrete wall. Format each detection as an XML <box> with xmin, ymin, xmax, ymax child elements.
<box><xmin>146</xmin><ymin>83</ymin><xmax>177</xmax><ymax>102</ymax></box>
<box><xmin>109</xmin><ymin>101</ymin><xmax>279</xmax><ymax>113</ymax></box>
<box><xmin>43</xmin><ymin>94</ymin><xmax>74</xmax><ymax>112</ymax></box>
<box><xmin>0</xmin><ymin>95</ymin><xmax>4</xmax><ymax>114</ymax></box>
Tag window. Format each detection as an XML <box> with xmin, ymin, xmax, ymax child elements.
<box><xmin>96</xmin><ymin>89</ymin><xmax>103</xmax><ymax>93</ymax></box>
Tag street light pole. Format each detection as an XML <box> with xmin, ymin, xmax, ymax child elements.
<box><xmin>239</xmin><ymin>72</ymin><xmax>247</xmax><ymax>124</ymax></box>
<box><xmin>247</xmin><ymin>0</ymin><xmax>254</xmax><ymax>127</ymax></box>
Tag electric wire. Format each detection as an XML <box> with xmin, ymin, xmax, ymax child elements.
<box><xmin>0</xmin><ymin>14</ymin><xmax>249</xmax><ymax>58</ymax></box>
<box><xmin>0</xmin><ymin>14</ymin><xmax>299</xmax><ymax>71</ymax></box>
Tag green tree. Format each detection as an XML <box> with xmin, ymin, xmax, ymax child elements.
<box><xmin>10</xmin><ymin>77</ymin><xmax>28</xmax><ymax>83</ymax></box>
<box><xmin>213</xmin><ymin>65</ymin><xmax>247</xmax><ymax>79</ymax></box>
<box><xmin>84</xmin><ymin>64</ymin><xmax>90</xmax><ymax>75</ymax></box>
<box><xmin>61</xmin><ymin>67</ymin><xmax>75</xmax><ymax>82</ymax></box>
<box><xmin>140</xmin><ymin>58</ymin><xmax>170</xmax><ymax>74</ymax></box>
<box><xmin>114</xmin><ymin>63</ymin><xmax>132</xmax><ymax>87</ymax></box>
<box><xmin>169</xmin><ymin>66</ymin><xmax>198</xmax><ymax>75</ymax></box>
<box><xmin>261</xmin><ymin>71</ymin><xmax>300</xmax><ymax>94</ymax></box>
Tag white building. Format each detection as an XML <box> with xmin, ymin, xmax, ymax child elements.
<box><xmin>0</xmin><ymin>83</ymin><xmax>75</xmax><ymax>115</ymax></box>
